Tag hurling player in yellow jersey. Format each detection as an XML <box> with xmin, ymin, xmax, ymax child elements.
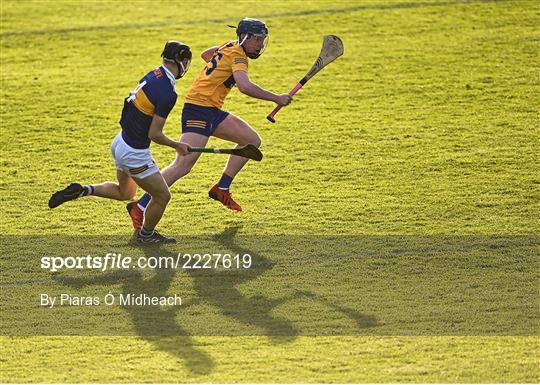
<box><xmin>127</xmin><ymin>18</ymin><xmax>292</xmax><ymax>227</ymax></box>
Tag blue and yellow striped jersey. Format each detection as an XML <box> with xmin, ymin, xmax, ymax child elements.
<box><xmin>119</xmin><ymin>66</ymin><xmax>177</xmax><ymax>149</ymax></box>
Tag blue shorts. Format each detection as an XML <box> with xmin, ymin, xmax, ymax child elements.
<box><xmin>182</xmin><ymin>103</ymin><xmax>229</xmax><ymax>137</ymax></box>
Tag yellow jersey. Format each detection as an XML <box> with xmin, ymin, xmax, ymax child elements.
<box><xmin>185</xmin><ymin>41</ymin><xmax>248</xmax><ymax>109</ymax></box>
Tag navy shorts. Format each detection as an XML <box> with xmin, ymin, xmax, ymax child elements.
<box><xmin>182</xmin><ymin>103</ymin><xmax>229</xmax><ymax>137</ymax></box>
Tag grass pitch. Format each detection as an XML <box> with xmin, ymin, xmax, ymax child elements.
<box><xmin>1</xmin><ymin>0</ymin><xmax>539</xmax><ymax>382</ymax></box>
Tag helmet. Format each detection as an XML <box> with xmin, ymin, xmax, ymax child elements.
<box><xmin>236</xmin><ymin>18</ymin><xmax>268</xmax><ymax>38</ymax></box>
<box><xmin>235</xmin><ymin>18</ymin><xmax>269</xmax><ymax>59</ymax></box>
<box><xmin>161</xmin><ymin>41</ymin><xmax>192</xmax><ymax>79</ymax></box>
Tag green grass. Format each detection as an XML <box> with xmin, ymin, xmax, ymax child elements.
<box><xmin>2</xmin><ymin>337</ymin><xmax>539</xmax><ymax>383</ymax></box>
<box><xmin>1</xmin><ymin>0</ymin><xmax>539</xmax><ymax>382</ymax></box>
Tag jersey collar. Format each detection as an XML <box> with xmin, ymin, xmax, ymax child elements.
<box><xmin>161</xmin><ymin>65</ymin><xmax>176</xmax><ymax>87</ymax></box>
<box><xmin>233</xmin><ymin>41</ymin><xmax>249</xmax><ymax>59</ymax></box>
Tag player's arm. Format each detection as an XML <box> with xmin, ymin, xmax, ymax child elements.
<box><xmin>234</xmin><ymin>71</ymin><xmax>292</xmax><ymax>106</ymax></box>
<box><xmin>201</xmin><ymin>46</ymin><xmax>219</xmax><ymax>62</ymax></box>
<box><xmin>148</xmin><ymin>115</ymin><xmax>188</xmax><ymax>154</ymax></box>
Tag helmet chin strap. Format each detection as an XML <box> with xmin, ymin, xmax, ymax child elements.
<box><xmin>238</xmin><ymin>34</ymin><xmax>249</xmax><ymax>46</ymax></box>
<box><xmin>175</xmin><ymin>61</ymin><xmax>186</xmax><ymax>79</ymax></box>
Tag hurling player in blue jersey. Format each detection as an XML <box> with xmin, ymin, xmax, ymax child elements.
<box><xmin>49</xmin><ymin>41</ymin><xmax>192</xmax><ymax>244</ymax></box>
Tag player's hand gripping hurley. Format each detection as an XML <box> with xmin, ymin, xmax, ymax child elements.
<box><xmin>267</xmin><ymin>35</ymin><xmax>344</xmax><ymax>123</ymax></box>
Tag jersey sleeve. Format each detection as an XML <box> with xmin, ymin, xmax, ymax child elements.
<box><xmin>154</xmin><ymin>92</ymin><xmax>177</xmax><ymax>119</ymax></box>
<box><xmin>231</xmin><ymin>55</ymin><xmax>248</xmax><ymax>73</ymax></box>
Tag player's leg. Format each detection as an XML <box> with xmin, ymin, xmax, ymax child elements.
<box><xmin>127</xmin><ymin>132</ymin><xmax>208</xmax><ymax>229</ymax></box>
<box><xmin>214</xmin><ymin>113</ymin><xmax>262</xmax><ymax>178</ymax></box>
<box><xmin>162</xmin><ymin>132</ymin><xmax>209</xmax><ymax>186</ymax></box>
<box><xmin>131</xmin><ymin>171</ymin><xmax>175</xmax><ymax>243</ymax></box>
<box><xmin>50</xmin><ymin>132</ymin><xmax>148</xmax><ymax>208</ymax></box>
<box><xmin>208</xmin><ymin>113</ymin><xmax>261</xmax><ymax>211</ymax></box>
<box><xmin>92</xmin><ymin>170</ymin><xmax>138</xmax><ymax>200</ymax></box>
<box><xmin>48</xmin><ymin>170</ymin><xmax>137</xmax><ymax>209</ymax></box>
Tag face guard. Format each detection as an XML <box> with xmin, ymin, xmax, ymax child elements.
<box><xmin>175</xmin><ymin>57</ymin><xmax>191</xmax><ymax>79</ymax></box>
<box><xmin>161</xmin><ymin>41</ymin><xmax>192</xmax><ymax>79</ymax></box>
<box><xmin>239</xmin><ymin>34</ymin><xmax>269</xmax><ymax>59</ymax></box>
<box><xmin>234</xmin><ymin>18</ymin><xmax>269</xmax><ymax>59</ymax></box>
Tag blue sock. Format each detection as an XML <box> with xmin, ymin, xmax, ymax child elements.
<box><xmin>217</xmin><ymin>173</ymin><xmax>233</xmax><ymax>190</ymax></box>
<box><xmin>139</xmin><ymin>226</ymin><xmax>154</xmax><ymax>237</ymax></box>
<box><xmin>79</xmin><ymin>185</ymin><xmax>94</xmax><ymax>197</ymax></box>
<box><xmin>138</xmin><ymin>192</ymin><xmax>151</xmax><ymax>210</ymax></box>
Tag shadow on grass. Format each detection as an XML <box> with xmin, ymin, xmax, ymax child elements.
<box><xmin>4</xmin><ymin>232</ymin><xmax>538</xmax><ymax>374</ymax></box>
<box><xmin>52</xmin><ymin>225</ymin><xmax>376</xmax><ymax>375</ymax></box>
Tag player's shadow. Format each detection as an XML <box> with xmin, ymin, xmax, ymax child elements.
<box><xmin>54</xmin><ymin>226</ymin><xmax>378</xmax><ymax>375</ymax></box>
<box><xmin>187</xmin><ymin>226</ymin><xmax>297</xmax><ymax>343</ymax></box>
<box><xmin>54</xmin><ymin>244</ymin><xmax>214</xmax><ymax>376</ymax></box>
<box><xmin>183</xmin><ymin>226</ymin><xmax>377</xmax><ymax>339</ymax></box>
